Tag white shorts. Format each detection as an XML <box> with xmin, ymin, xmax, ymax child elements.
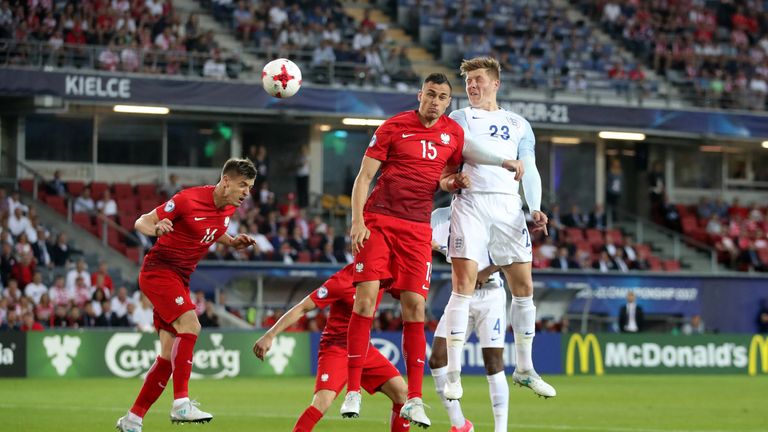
<box><xmin>435</xmin><ymin>287</ymin><xmax>507</xmax><ymax>348</ymax></box>
<box><xmin>448</xmin><ymin>193</ymin><xmax>532</xmax><ymax>265</ymax></box>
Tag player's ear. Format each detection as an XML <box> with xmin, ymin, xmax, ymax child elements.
<box><xmin>417</xmin><ymin>90</ymin><xmax>423</xmax><ymax>103</ymax></box>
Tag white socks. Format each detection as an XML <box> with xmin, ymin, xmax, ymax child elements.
<box><xmin>172</xmin><ymin>397</ymin><xmax>190</xmax><ymax>408</ymax></box>
<box><xmin>486</xmin><ymin>371</ymin><xmax>509</xmax><ymax>432</ymax></box>
<box><xmin>445</xmin><ymin>292</ymin><xmax>472</xmax><ymax>381</ymax></box>
<box><xmin>512</xmin><ymin>295</ymin><xmax>536</xmax><ymax>372</ymax></box>
<box><xmin>127</xmin><ymin>412</ymin><xmax>143</xmax><ymax>423</ymax></box>
<box><xmin>431</xmin><ymin>366</ymin><xmax>465</xmax><ymax>428</ymax></box>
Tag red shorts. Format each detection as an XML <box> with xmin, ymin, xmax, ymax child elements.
<box><xmin>354</xmin><ymin>212</ymin><xmax>433</xmax><ymax>299</ymax></box>
<box><xmin>139</xmin><ymin>268</ymin><xmax>195</xmax><ymax>334</ymax></box>
<box><xmin>315</xmin><ymin>344</ymin><xmax>400</xmax><ymax>395</ymax></box>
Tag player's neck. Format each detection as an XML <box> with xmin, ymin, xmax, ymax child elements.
<box><xmin>417</xmin><ymin>112</ymin><xmax>440</xmax><ymax>128</ymax></box>
<box><xmin>212</xmin><ymin>183</ymin><xmax>227</xmax><ymax>208</ymax></box>
<box><xmin>473</xmin><ymin>100</ymin><xmax>499</xmax><ymax>111</ymax></box>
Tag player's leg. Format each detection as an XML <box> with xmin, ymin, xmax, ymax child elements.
<box><xmin>482</xmin><ymin>348</ymin><xmax>507</xmax><ymax>432</ymax></box>
<box><xmin>169</xmin><ymin>309</ymin><xmax>214</xmax><ymax>422</ymax></box>
<box><xmin>293</xmin><ymin>390</ymin><xmax>336</xmax><ymax>432</ymax></box>
<box><xmin>398</xmin><ymin>291</ymin><xmax>431</xmax><ymax>427</ymax></box>
<box><xmin>117</xmin><ymin>329</ymin><xmax>174</xmax><ymax>432</ymax></box>
<box><xmin>341</xmin><ymin>279</ymin><xmax>380</xmax><ymax>417</ymax></box>
<box><xmin>502</xmin><ymin>262</ymin><xmax>556</xmax><ymax>398</ymax></box>
<box><xmin>429</xmin><ymin>334</ymin><xmax>469</xmax><ymax>430</ymax></box>
<box><xmin>379</xmin><ymin>377</ymin><xmax>410</xmax><ymax>432</ymax></box>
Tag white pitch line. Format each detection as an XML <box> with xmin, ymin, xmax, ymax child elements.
<box><xmin>0</xmin><ymin>403</ymin><xmax>759</xmax><ymax>432</ymax></box>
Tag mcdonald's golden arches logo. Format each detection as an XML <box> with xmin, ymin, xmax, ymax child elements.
<box><xmin>748</xmin><ymin>334</ymin><xmax>768</xmax><ymax>376</ymax></box>
<box><xmin>565</xmin><ymin>333</ymin><xmax>604</xmax><ymax>376</ymax></box>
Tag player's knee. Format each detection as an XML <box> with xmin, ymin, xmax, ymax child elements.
<box><xmin>311</xmin><ymin>395</ymin><xmax>333</xmax><ymax>413</ymax></box>
<box><xmin>484</xmin><ymin>359</ymin><xmax>504</xmax><ymax>375</ymax></box>
<box><xmin>352</xmin><ymin>297</ymin><xmax>376</xmax><ymax>316</ymax></box>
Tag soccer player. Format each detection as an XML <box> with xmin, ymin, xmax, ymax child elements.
<box><xmin>341</xmin><ymin>73</ymin><xmax>521</xmax><ymax>427</ymax></box>
<box><xmin>253</xmin><ymin>264</ymin><xmax>411</xmax><ymax>432</ymax></box>
<box><xmin>442</xmin><ymin>56</ymin><xmax>556</xmax><ymax>401</ymax></box>
<box><xmin>428</xmin><ymin>207</ymin><xmax>507</xmax><ymax>432</ymax></box>
<box><xmin>116</xmin><ymin>158</ymin><xmax>258</xmax><ymax>432</ymax></box>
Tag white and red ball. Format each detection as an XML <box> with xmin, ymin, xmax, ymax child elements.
<box><xmin>261</xmin><ymin>58</ymin><xmax>302</xmax><ymax>98</ymax></box>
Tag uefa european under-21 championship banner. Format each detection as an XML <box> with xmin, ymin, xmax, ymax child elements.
<box><xmin>310</xmin><ymin>331</ymin><xmax>563</xmax><ymax>376</ymax></box>
<box><xmin>3</xmin><ymin>68</ymin><xmax>768</xmax><ymax>138</ymax></box>
<box><xmin>563</xmin><ymin>333</ymin><xmax>768</xmax><ymax>376</ymax></box>
<box><xmin>25</xmin><ymin>330</ymin><xmax>309</xmax><ymax>378</ymax></box>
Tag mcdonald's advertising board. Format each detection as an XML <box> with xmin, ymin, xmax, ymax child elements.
<box><xmin>564</xmin><ymin>333</ymin><xmax>768</xmax><ymax>375</ymax></box>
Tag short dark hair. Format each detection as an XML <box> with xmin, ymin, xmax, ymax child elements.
<box><xmin>423</xmin><ymin>73</ymin><xmax>452</xmax><ymax>91</ymax></box>
<box><xmin>221</xmin><ymin>158</ymin><xmax>257</xmax><ymax>180</ymax></box>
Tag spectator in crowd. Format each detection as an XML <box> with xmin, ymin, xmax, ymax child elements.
<box><xmin>193</xmin><ymin>290</ymin><xmax>207</xmax><ymax>315</ymax></box>
<box><xmin>82</xmin><ymin>302</ymin><xmax>99</xmax><ymax>327</ymax></box>
<box><xmin>46</xmin><ymin>170</ymin><xmax>67</xmax><ymax>196</ymax></box>
<box><xmin>35</xmin><ymin>293</ymin><xmax>54</xmax><ymax>323</ymax></box>
<box><xmin>590</xmin><ymin>204</ymin><xmax>607</xmax><ymax>229</ymax></box>
<box><xmin>21</xmin><ymin>311</ymin><xmax>44</xmax><ymax>331</ymax></box>
<box><xmin>606</xmin><ymin>158</ymin><xmax>623</xmax><ymax>217</ymax></box>
<box><xmin>72</xmin><ymin>276</ymin><xmax>91</xmax><ymax>307</ymax></box>
<box><xmin>90</xmin><ymin>261</ymin><xmax>113</xmax><ymax>292</ymax></box>
<box><xmin>681</xmin><ymin>314</ymin><xmax>706</xmax><ymax>335</ymax></box>
<box><xmin>7</xmin><ymin>191</ymin><xmax>27</xmax><ymax>215</ymax></box>
<box><xmin>160</xmin><ymin>173</ymin><xmax>183</xmax><ymax>198</ymax></box>
<box><xmin>32</xmin><ymin>225</ymin><xmax>51</xmax><ymax>268</ymax></box>
<box><xmin>593</xmin><ymin>251</ymin><xmax>617</xmax><ymax>272</ymax></box>
<box><xmin>97</xmin><ymin>189</ymin><xmax>118</xmax><ymax>218</ymax></box>
<box><xmin>564</xmin><ymin>204</ymin><xmax>588</xmax><ymax>228</ymax></box>
<box><xmin>203</xmin><ymin>49</ymin><xmax>228</xmax><ymax>79</ymax></box>
<box><xmin>133</xmin><ymin>294</ymin><xmax>154</xmax><ymax>332</ymax></box>
<box><xmin>2</xmin><ymin>278</ymin><xmax>22</xmax><ymax>305</ymax></box>
<box><xmin>198</xmin><ymin>300</ymin><xmax>220</xmax><ymax>327</ymax></box>
<box><xmin>110</xmin><ymin>286</ymin><xmax>132</xmax><ymax>318</ymax></box>
<box><xmin>550</xmin><ymin>246</ymin><xmax>578</xmax><ymax>270</ymax></box>
<box><xmin>24</xmin><ymin>271</ymin><xmax>48</xmax><ymax>304</ymax></box>
<box><xmin>757</xmin><ymin>299</ymin><xmax>768</xmax><ymax>334</ymax></box>
<box><xmin>737</xmin><ymin>240</ymin><xmax>766</xmax><ymax>272</ymax></box>
<box><xmin>8</xmin><ymin>206</ymin><xmax>31</xmax><ymax>238</ymax></box>
<box><xmin>648</xmin><ymin>161</ymin><xmax>666</xmax><ymax>221</ymax></box>
<box><xmin>1</xmin><ymin>310</ymin><xmax>20</xmax><ymax>330</ymax></box>
<box><xmin>48</xmin><ymin>232</ymin><xmax>74</xmax><ymax>267</ymax></box>
<box><xmin>48</xmin><ymin>276</ymin><xmax>71</xmax><ymax>307</ymax></box>
<box><xmin>619</xmin><ymin>291</ymin><xmax>644</xmax><ymax>333</ymax></box>
<box><xmin>294</xmin><ymin>144</ymin><xmax>310</xmax><ymax>208</ymax></box>
<box><xmin>613</xmin><ymin>249</ymin><xmax>631</xmax><ymax>272</ymax></box>
<box><xmin>73</xmin><ymin>186</ymin><xmax>96</xmax><ymax>213</ymax></box>
<box><xmin>14</xmin><ymin>232</ymin><xmax>33</xmax><ymax>257</ymax></box>
<box><xmin>65</xmin><ymin>259</ymin><xmax>90</xmax><ymax>291</ymax></box>
<box><xmin>91</xmin><ymin>288</ymin><xmax>107</xmax><ymax>316</ymax></box>
<box><xmin>246</xmin><ymin>145</ymin><xmax>269</xmax><ymax>188</ymax></box>
<box><xmin>0</xmin><ymin>242</ymin><xmax>15</xmax><ymax>286</ymax></box>
<box><xmin>51</xmin><ymin>304</ymin><xmax>69</xmax><ymax>328</ymax></box>
<box><xmin>96</xmin><ymin>300</ymin><xmax>121</xmax><ymax>327</ymax></box>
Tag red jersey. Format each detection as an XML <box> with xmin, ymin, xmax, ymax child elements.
<box><xmin>364</xmin><ymin>110</ymin><xmax>464</xmax><ymax>223</ymax></box>
<box><xmin>142</xmin><ymin>186</ymin><xmax>235</xmax><ymax>281</ymax></box>
<box><xmin>310</xmin><ymin>264</ymin><xmax>386</xmax><ymax>350</ymax></box>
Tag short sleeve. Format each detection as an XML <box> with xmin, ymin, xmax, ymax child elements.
<box><xmin>448</xmin><ymin>109</ymin><xmax>469</xmax><ymax>130</ymax></box>
<box><xmin>155</xmin><ymin>192</ymin><xmax>186</xmax><ymax>222</ymax></box>
<box><xmin>309</xmin><ymin>283</ymin><xmax>343</xmax><ymax>309</ymax></box>
<box><xmin>517</xmin><ymin>120</ymin><xmax>536</xmax><ymax>159</ymax></box>
<box><xmin>364</xmin><ymin>121</ymin><xmax>393</xmax><ymax>161</ymax></box>
<box><xmin>447</xmin><ymin>123</ymin><xmax>465</xmax><ymax>166</ymax></box>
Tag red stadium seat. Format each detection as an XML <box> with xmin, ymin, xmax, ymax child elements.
<box><xmin>585</xmin><ymin>229</ymin><xmax>603</xmax><ymax>245</ymax></box>
<box><xmin>66</xmin><ymin>181</ymin><xmax>85</xmax><ymax>197</ymax></box>
<box><xmin>662</xmin><ymin>259</ymin><xmax>681</xmax><ymax>271</ymax></box>
<box><xmin>90</xmin><ymin>181</ymin><xmax>108</xmax><ymax>200</ymax></box>
<box><xmin>297</xmin><ymin>251</ymin><xmax>312</xmax><ymax>263</ymax></box>
<box><xmin>18</xmin><ymin>178</ymin><xmax>34</xmax><ymax>193</ymax></box>
<box><xmin>125</xmin><ymin>247</ymin><xmax>140</xmax><ymax>264</ymax></box>
<box><xmin>565</xmin><ymin>228</ymin><xmax>584</xmax><ymax>242</ymax></box>
<box><xmin>135</xmin><ymin>183</ymin><xmax>158</xmax><ymax>197</ymax></box>
<box><xmin>112</xmin><ymin>183</ymin><xmax>134</xmax><ymax>199</ymax></box>
<box><xmin>44</xmin><ymin>195</ymin><xmax>67</xmax><ymax>215</ymax></box>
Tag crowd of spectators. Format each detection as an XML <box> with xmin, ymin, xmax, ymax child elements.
<box><xmin>0</xmin><ymin>0</ymin><xmax>243</xmax><ymax>78</ymax></box>
<box><xmin>578</xmin><ymin>0</ymin><xmax>768</xmax><ymax>110</ymax></box>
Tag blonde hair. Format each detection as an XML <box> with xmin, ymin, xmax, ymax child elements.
<box><xmin>460</xmin><ymin>56</ymin><xmax>501</xmax><ymax>81</ymax></box>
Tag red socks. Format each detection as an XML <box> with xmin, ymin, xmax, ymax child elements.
<box><xmin>346</xmin><ymin>312</ymin><xmax>373</xmax><ymax>392</ymax></box>
<box><xmin>130</xmin><ymin>356</ymin><xmax>172</xmax><ymax>417</ymax></box>
<box><xmin>293</xmin><ymin>405</ymin><xmax>323</xmax><ymax>432</ymax></box>
<box><xmin>391</xmin><ymin>403</ymin><xmax>410</xmax><ymax>432</ymax></box>
<box><xmin>402</xmin><ymin>321</ymin><xmax>426</xmax><ymax>399</ymax></box>
<box><xmin>171</xmin><ymin>333</ymin><xmax>198</xmax><ymax>399</ymax></box>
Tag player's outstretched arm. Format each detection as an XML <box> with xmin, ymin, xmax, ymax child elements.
<box><xmin>518</xmin><ymin>122</ymin><xmax>548</xmax><ymax>234</ymax></box>
<box><xmin>350</xmin><ymin>156</ymin><xmax>381</xmax><ymax>254</ymax></box>
<box><xmin>135</xmin><ymin>209</ymin><xmax>173</xmax><ymax>237</ymax></box>
<box><xmin>253</xmin><ymin>295</ymin><xmax>317</xmax><ymax>360</ymax></box>
<box><xmin>217</xmin><ymin>233</ymin><xmax>257</xmax><ymax>249</ymax></box>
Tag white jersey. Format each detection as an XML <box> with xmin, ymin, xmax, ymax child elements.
<box><xmin>449</xmin><ymin>106</ymin><xmax>535</xmax><ymax>195</ymax></box>
<box><xmin>431</xmin><ymin>207</ymin><xmax>503</xmax><ymax>289</ymax></box>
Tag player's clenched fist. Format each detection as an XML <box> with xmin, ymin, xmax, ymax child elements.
<box><xmin>531</xmin><ymin>210</ymin><xmax>549</xmax><ymax>236</ymax></box>
<box><xmin>350</xmin><ymin>221</ymin><xmax>370</xmax><ymax>255</ymax></box>
<box><xmin>153</xmin><ymin>218</ymin><xmax>174</xmax><ymax>236</ymax></box>
<box><xmin>453</xmin><ymin>172</ymin><xmax>471</xmax><ymax>189</ymax></box>
<box><xmin>502</xmin><ymin>159</ymin><xmax>525</xmax><ymax>181</ymax></box>
<box><xmin>253</xmin><ymin>334</ymin><xmax>273</xmax><ymax>360</ymax></box>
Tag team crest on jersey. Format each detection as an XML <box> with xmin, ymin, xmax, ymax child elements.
<box><xmin>164</xmin><ymin>200</ymin><xmax>175</xmax><ymax>212</ymax></box>
<box><xmin>355</xmin><ymin>263</ymin><xmax>364</xmax><ymax>273</ymax></box>
<box><xmin>453</xmin><ymin>236</ymin><xmax>464</xmax><ymax>251</ymax></box>
<box><xmin>440</xmin><ymin>133</ymin><xmax>450</xmax><ymax>145</ymax></box>
<box><xmin>317</xmin><ymin>286</ymin><xmax>328</xmax><ymax>298</ymax></box>
<box><xmin>508</xmin><ymin>118</ymin><xmax>520</xmax><ymax>128</ymax></box>
<box><xmin>224</xmin><ymin>216</ymin><xmax>230</xmax><ymax>227</ymax></box>
<box><xmin>368</xmin><ymin>134</ymin><xmax>377</xmax><ymax>148</ymax></box>
<box><xmin>175</xmin><ymin>296</ymin><xmax>184</xmax><ymax>305</ymax></box>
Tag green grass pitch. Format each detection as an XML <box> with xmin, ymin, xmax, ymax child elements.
<box><xmin>1</xmin><ymin>375</ymin><xmax>766</xmax><ymax>431</ymax></box>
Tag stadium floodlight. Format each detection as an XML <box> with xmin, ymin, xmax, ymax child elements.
<box><xmin>598</xmin><ymin>131</ymin><xmax>646</xmax><ymax>141</ymax></box>
<box><xmin>762</xmin><ymin>141</ymin><xmax>768</xmax><ymax>149</ymax></box>
<box><xmin>551</xmin><ymin>136</ymin><xmax>581</xmax><ymax>145</ymax></box>
<box><xmin>341</xmin><ymin>118</ymin><xmax>386</xmax><ymax>126</ymax></box>
<box><xmin>318</xmin><ymin>124</ymin><xmax>332</xmax><ymax>132</ymax></box>
<box><xmin>113</xmin><ymin>105</ymin><xmax>170</xmax><ymax>115</ymax></box>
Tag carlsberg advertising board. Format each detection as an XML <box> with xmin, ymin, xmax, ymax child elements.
<box><xmin>26</xmin><ymin>330</ymin><xmax>309</xmax><ymax>378</ymax></box>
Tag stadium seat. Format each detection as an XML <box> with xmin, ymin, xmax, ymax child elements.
<box><xmin>44</xmin><ymin>195</ymin><xmax>67</xmax><ymax>215</ymax></box>
<box><xmin>112</xmin><ymin>183</ymin><xmax>134</xmax><ymax>199</ymax></box>
<box><xmin>662</xmin><ymin>259</ymin><xmax>681</xmax><ymax>271</ymax></box>
<box><xmin>125</xmin><ymin>247</ymin><xmax>140</xmax><ymax>264</ymax></box>
<box><xmin>66</xmin><ymin>181</ymin><xmax>85</xmax><ymax>197</ymax></box>
<box><xmin>72</xmin><ymin>213</ymin><xmax>93</xmax><ymax>230</ymax></box>
<box><xmin>18</xmin><ymin>178</ymin><xmax>34</xmax><ymax>193</ymax></box>
<box><xmin>90</xmin><ymin>182</ymin><xmax>109</xmax><ymax>200</ymax></box>
<box><xmin>297</xmin><ymin>251</ymin><xmax>312</xmax><ymax>263</ymax></box>
<box><xmin>135</xmin><ymin>183</ymin><xmax>158</xmax><ymax>197</ymax></box>
<box><xmin>565</xmin><ymin>228</ymin><xmax>585</xmax><ymax>243</ymax></box>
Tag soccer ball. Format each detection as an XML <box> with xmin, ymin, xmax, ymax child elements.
<box><xmin>261</xmin><ymin>58</ymin><xmax>302</xmax><ymax>98</ymax></box>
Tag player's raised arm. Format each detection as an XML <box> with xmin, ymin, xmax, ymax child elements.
<box><xmin>134</xmin><ymin>209</ymin><xmax>173</xmax><ymax>237</ymax></box>
<box><xmin>518</xmin><ymin>121</ymin><xmax>548</xmax><ymax>234</ymax></box>
<box><xmin>349</xmin><ymin>155</ymin><xmax>382</xmax><ymax>254</ymax></box>
<box><xmin>253</xmin><ymin>295</ymin><xmax>317</xmax><ymax>360</ymax></box>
